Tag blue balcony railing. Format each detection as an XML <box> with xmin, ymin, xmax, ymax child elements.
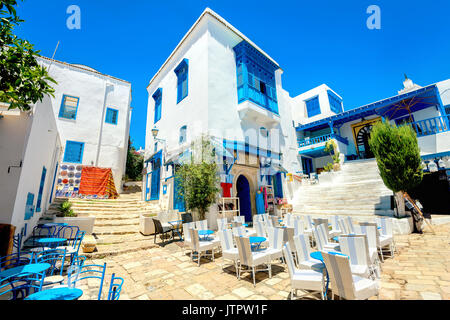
<box><xmin>237</xmin><ymin>85</ymin><xmax>279</xmax><ymax>114</ymax></box>
<box><xmin>406</xmin><ymin>116</ymin><xmax>450</xmax><ymax>137</ymax></box>
<box><xmin>297</xmin><ymin>134</ymin><xmax>348</xmax><ymax>148</ymax></box>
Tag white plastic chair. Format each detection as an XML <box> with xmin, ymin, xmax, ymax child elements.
<box><xmin>188</xmin><ymin>229</ymin><xmax>215</xmax><ymax>266</ymax></box>
<box><xmin>217</xmin><ymin>218</ymin><xmax>229</xmax><ymax>231</ymax></box>
<box><xmin>195</xmin><ymin>219</ymin><xmax>208</xmax><ymax>231</ymax></box>
<box><xmin>375</xmin><ymin>217</ymin><xmax>396</xmax><ymax>260</ymax></box>
<box><xmin>304</xmin><ymin>215</ymin><xmax>314</xmax><ymax>236</ymax></box>
<box><xmin>293</xmin><ymin>234</ymin><xmax>323</xmax><ymax>271</ymax></box>
<box><xmin>235</xmin><ymin>236</ymin><xmax>272</xmax><ymax>287</ymax></box>
<box><xmin>338</xmin><ymin>218</ymin><xmax>350</xmax><ymax>235</ymax></box>
<box><xmin>217</xmin><ymin>229</ymin><xmax>239</xmax><ymax>277</ymax></box>
<box><xmin>266</xmin><ymin>227</ymin><xmax>284</xmax><ymax>262</ymax></box>
<box><xmin>233</xmin><ymin>216</ymin><xmax>245</xmax><ymax>224</ymax></box>
<box><xmin>354</xmin><ymin>224</ymin><xmax>380</xmax><ymax>277</ymax></box>
<box><xmin>338</xmin><ymin>235</ymin><xmax>371</xmax><ymax>278</ymax></box>
<box><xmin>321</xmin><ymin>251</ymin><xmax>379</xmax><ymax>300</ymax></box>
<box><xmin>254</xmin><ymin>221</ymin><xmax>269</xmax><ymax>247</ymax></box>
<box><xmin>292</xmin><ymin>218</ymin><xmax>305</xmax><ymax>236</ymax></box>
<box><xmin>345</xmin><ymin>217</ymin><xmax>356</xmax><ymax>234</ymax></box>
<box><xmin>283</xmin><ymin>242</ymin><xmax>325</xmax><ymax>300</ymax></box>
<box><xmin>283</xmin><ymin>214</ymin><xmax>294</xmax><ymax>227</ymax></box>
<box><xmin>182</xmin><ymin>222</ymin><xmax>195</xmax><ymax>254</ymax></box>
<box><xmin>313</xmin><ymin>224</ymin><xmax>340</xmax><ymax>252</ymax></box>
<box><xmin>329</xmin><ymin>215</ymin><xmax>342</xmax><ymax>238</ymax></box>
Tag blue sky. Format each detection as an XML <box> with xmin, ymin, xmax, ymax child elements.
<box><xmin>14</xmin><ymin>0</ymin><xmax>450</xmax><ymax>149</ymax></box>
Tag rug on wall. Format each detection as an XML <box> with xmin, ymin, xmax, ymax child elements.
<box><xmin>78</xmin><ymin>167</ymin><xmax>119</xmax><ymax>199</ymax></box>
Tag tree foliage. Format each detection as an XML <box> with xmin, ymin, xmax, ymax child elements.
<box><xmin>368</xmin><ymin>120</ymin><xmax>423</xmax><ymax>193</ymax></box>
<box><xmin>174</xmin><ymin>136</ymin><xmax>220</xmax><ymax>220</ymax></box>
<box><xmin>0</xmin><ymin>0</ymin><xmax>56</xmax><ymax>110</ymax></box>
<box><xmin>125</xmin><ymin>137</ymin><xmax>143</xmax><ymax>181</ymax></box>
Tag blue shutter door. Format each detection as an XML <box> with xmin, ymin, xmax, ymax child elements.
<box><xmin>36</xmin><ymin>167</ymin><xmax>47</xmax><ymax>212</ymax></box>
<box><xmin>150</xmin><ymin>151</ymin><xmax>162</xmax><ymax>201</ymax></box>
<box><xmin>173</xmin><ymin>178</ymin><xmax>185</xmax><ymax>212</ymax></box>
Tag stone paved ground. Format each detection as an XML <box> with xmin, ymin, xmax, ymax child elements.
<box><xmin>76</xmin><ymin>223</ymin><xmax>450</xmax><ymax>300</ymax></box>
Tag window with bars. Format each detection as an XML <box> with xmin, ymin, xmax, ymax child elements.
<box><xmin>105</xmin><ymin>108</ymin><xmax>119</xmax><ymax>124</ymax></box>
<box><xmin>305</xmin><ymin>96</ymin><xmax>321</xmax><ymax>118</ymax></box>
<box><xmin>174</xmin><ymin>59</ymin><xmax>189</xmax><ymax>103</ymax></box>
<box><xmin>59</xmin><ymin>95</ymin><xmax>79</xmax><ymax>120</ymax></box>
<box><xmin>63</xmin><ymin>140</ymin><xmax>85</xmax><ymax>163</ymax></box>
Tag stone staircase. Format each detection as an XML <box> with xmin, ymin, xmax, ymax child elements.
<box><xmin>42</xmin><ymin>186</ymin><xmax>163</xmax><ymax>258</ymax></box>
<box><xmin>292</xmin><ymin>159</ymin><xmax>395</xmax><ymax>221</ymax></box>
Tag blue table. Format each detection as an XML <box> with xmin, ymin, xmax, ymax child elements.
<box><xmin>198</xmin><ymin>230</ymin><xmax>214</xmax><ymax>240</ymax></box>
<box><xmin>249</xmin><ymin>236</ymin><xmax>266</xmax><ymax>251</ymax></box>
<box><xmin>41</xmin><ymin>223</ymin><xmax>68</xmax><ymax>228</ymax></box>
<box><xmin>25</xmin><ymin>287</ymin><xmax>83</xmax><ymax>300</ymax></box>
<box><xmin>34</xmin><ymin>237</ymin><xmax>67</xmax><ymax>248</ymax></box>
<box><xmin>242</xmin><ymin>223</ymin><xmax>249</xmax><ymax>227</ymax></box>
<box><xmin>0</xmin><ymin>263</ymin><xmax>50</xmax><ymax>280</ymax></box>
<box><xmin>310</xmin><ymin>251</ymin><xmax>348</xmax><ymax>300</ymax></box>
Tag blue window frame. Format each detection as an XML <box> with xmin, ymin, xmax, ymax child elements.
<box><xmin>152</xmin><ymin>88</ymin><xmax>162</xmax><ymax>124</ymax></box>
<box><xmin>328</xmin><ymin>91</ymin><xmax>343</xmax><ymax>114</ymax></box>
<box><xmin>105</xmin><ymin>108</ymin><xmax>119</xmax><ymax>124</ymax></box>
<box><xmin>36</xmin><ymin>166</ymin><xmax>47</xmax><ymax>213</ymax></box>
<box><xmin>59</xmin><ymin>95</ymin><xmax>79</xmax><ymax>120</ymax></box>
<box><xmin>305</xmin><ymin>96</ymin><xmax>321</xmax><ymax>118</ymax></box>
<box><xmin>63</xmin><ymin>140</ymin><xmax>85</xmax><ymax>163</ymax></box>
<box><xmin>179</xmin><ymin>125</ymin><xmax>187</xmax><ymax>144</ymax></box>
<box><xmin>174</xmin><ymin>59</ymin><xmax>189</xmax><ymax>103</ymax></box>
<box><xmin>25</xmin><ymin>193</ymin><xmax>35</xmax><ymax>220</ymax></box>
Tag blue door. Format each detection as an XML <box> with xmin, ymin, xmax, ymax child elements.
<box><xmin>150</xmin><ymin>151</ymin><xmax>162</xmax><ymax>201</ymax></box>
<box><xmin>173</xmin><ymin>177</ymin><xmax>185</xmax><ymax>212</ymax></box>
<box><xmin>273</xmin><ymin>173</ymin><xmax>283</xmax><ymax>198</ymax></box>
<box><xmin>302</xmin><ymin>157</ymin><xmax>313</xmax><ymax>175</ymax></box>
<box><xmin>36</xmin><ymin>166</ymin><xmax>47</xmax><ymax>212</ymax></box>
<box><xmin>236</xmin><ymin>175</ymin><xmax>252</xmax><ymax>222</ymax></box>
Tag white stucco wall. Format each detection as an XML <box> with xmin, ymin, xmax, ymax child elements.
<box><xmin>38</xmin><ymin>58</ymin><xmax>132</xmax><ymax>193</ymax></box>
<box><xmin>4</xmin><ymin>96</ymin><xmax>62</xmax><ymax>239</ymax></box>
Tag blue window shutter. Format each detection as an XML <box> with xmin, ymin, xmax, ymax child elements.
<box><xmin>105</xmin><ymin>108</ymin><xmax>119</xmax><ymax>124</ymax></box>
<box><xmin>25</xmin><ymin>193</ymin><xmax>35</xmax><ymax>220</ymax></box>
<box><xmin>306</xmin><ymin>96</ymin><xmax>321</xmax><ymax>118</ymax></box>
<box><xmin>36</xmin><ymin>166</ymin><xmax>47</xmax><ymax>212</ymax></box>
<box><xmin>174</xmin><ymin>59</ymin><xmax>189</xmax><ymax>103</ymax></box>
<box><xmin>152</xmin><ymin>88</ymin><xmax>162</xmax><ymax>124</ymax></box>
<box><xmin>59</xmin><ymin>95</ymin><xmax>79</xmax><ymax>120</ymax></box>
<box><xmin>64</xmin><ymin>141</ymin><xmax>85</xmax><ymax>163</ymax></box>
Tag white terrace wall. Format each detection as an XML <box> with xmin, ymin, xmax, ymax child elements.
<box><xmin>8</xmin><ymin>96</ymin><xmax>61</xmax><ymax>239</ymax></box>
<box><xmin>38</xmin><ymin>58</ymin><xmax>132</xmax><ymax>192</ymax></box>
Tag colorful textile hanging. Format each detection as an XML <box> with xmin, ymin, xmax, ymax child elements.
<box><xmin>78</xmin><ymin>167</ymin><xmax>118</xmax><ymax>199</ymax></box>
<box><xmin>220</xmin><ymin>183</ymin><xmax>232</xmax><ymax>197</ymax></box>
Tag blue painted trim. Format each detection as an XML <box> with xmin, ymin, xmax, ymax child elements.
<box><xmin>105</xmin><ymin>107</ymin><xmax>119</xmax><ymax>125</ymax></box>
<box><xmin>58</xmin><ymin>95</ymin><xmax>80</xmax><ymax>120</ymax></box>
<box><xmin>296</xmin><ymin>84</ymin><xmax>439</xmax><ymax>131</ymax></box>
<box><xmin>327</xmin><ymin>90</ymin><xmax>343</xmax><ymax>114</ymax></box>
<box><xmin>63</xmin><ymin>140</ymin><xmax>85</xmax><ymax>164</ymax></box>
<box><xmin>305</xmin><ymin>95</ymin><xmax>321</xmax><ymax>118</ymax></box>
<box><xmin>174</xmin><ymin>59</ymin><xmax>189</xmax><ymax>104</ymax></box>
<box><xmin>49</xmin><ymin>162</ymin><xmax>58</xmax><ymax>204</ymax></box>
<box><xmin>421</xmin><ymin>151</ymin><xmax>450</xmax><ymax>160</ymax></box>
<box><xmin>35</xmin><ymin>166</ymin><xmax>47</xmax><ymax>213</ymax></box>
<box><xmin>152</xmin><ymin>88</ymin><xmax>162</xmax><ymax>124</ymax></box>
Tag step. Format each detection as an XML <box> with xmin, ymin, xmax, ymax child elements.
<box><xmin>92</xmin><ymin>225</ymin><xmax>139</xmax><ymax>235</ymax></box>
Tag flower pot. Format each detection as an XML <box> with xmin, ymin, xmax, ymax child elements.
<box><xmin>140</xmin><ymin>213</ymin><xmax>156</xmax><ymax>235</ymax></box>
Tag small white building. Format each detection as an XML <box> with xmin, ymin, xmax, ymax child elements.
<box><xmin>37</xmin><ymin>57</ymin><xmax>133</xmax><ymax>195</ymax></box>
<box><xmin>0</xmin><ymin>97</ymin><xmax>62</xmax><ymax>241</ymax></box>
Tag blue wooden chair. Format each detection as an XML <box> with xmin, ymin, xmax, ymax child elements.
<box><xmin>58</xmin><ymin>225</ymin><xmax>80</xmax><ymax>244</ymax></box>
<box><xmin>0</xmin><ymin>270</ymin><xmax>46</xmax><ymax>300</ymax></box>
<box><xmin>73</xmin><ymin>262</ymin><xmax>107</xmax><ymax>300</ymax></box>
<box><xmin>33</xmin><ymin>248</ymin><xmax>67</xmax><ymax>286</ymax></box>
<box><xmin>57</xmin><ymin>231</ymin><xmax>85</xmax><ymax>265</ymax></box>
<box><xmin>107</xmin><ymin>273</ymin><xmax>124</xmax><ymax>300</ymax></box>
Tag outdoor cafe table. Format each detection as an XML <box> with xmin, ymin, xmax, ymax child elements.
<box><xmin>0</xmin><ymin>263</ymin><xmax>51</xmax><ymax>280</ymax></box>
<box><xmin>25</xmin><ymin>287</ymin><xmax>83</xmax><ymax>300</ymax></box>
<box><xmin>34</xmin><ymin>237</ymin><xmax>67</xmax><ymax>249</ymax></box>
<box><xmin>249</xmin><ymin>236</ymin><xmax>266</xmax><ymax>251</ymax></box>
<box><xmin>168</xmin><ymin>220</ymin><xmax>183</xmax><ymax>240</ymax></box>
<box><xmin>198</xmin><ymin>230</ymin><xmax>214</xmax><ymax>241</ymax></box>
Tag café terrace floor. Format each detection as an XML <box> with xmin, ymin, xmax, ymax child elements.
<box><xmin>77</xmin><ymin>222</ymin><xmax>450</xmax><ymax>300</ymax></box>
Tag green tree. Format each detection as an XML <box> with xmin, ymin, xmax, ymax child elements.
<box><xmin>368</xmin><ymin>120</ymin><xmax>423</xmax><ymax>217</ymax></box>
<box><xmin>0</xmin><ymin>0</ymin><xmax>56</xmax><ymax>110</ymax></box>
<box><xmin>125</xmin><ymin>137</ymin><xmax>144</xmax><ymax>181</ymax></box>
<box><xmin>174</xmin><ymin>135</ymin><xmax>220</xmax><ymax>221</ymax></box>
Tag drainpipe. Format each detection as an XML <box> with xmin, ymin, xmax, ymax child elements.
<box><xmin>95</xmin><ymin>81</ymin><xmax>114</xmax><ymax>167</ymax></box>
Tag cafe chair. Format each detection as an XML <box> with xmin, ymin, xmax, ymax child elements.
<box><xmin>338</xmin><ymin>235</ymin><xmax>372</xmax><ymax>279</ymax></box>
<box><xmin>266</xmin><ymin>227</ymin><xmax>284</xmax><ymax>263</ymax></box>
<box><xmin>188</xmin><ymin>229</ymin><xmax>215</xmax><ymax>266</ymax></box>
<box><xmin>217</xmin><ymin>229</ymin><xmax>239</xmax><ymax>277</ymax></box>
<box><xmin>107</xmin><ymin>273</ymin><xmax>124</xmax><ymax>300</ymax></box>
<box><xmin>34</xmin><ymin>248</ymin><xmax>67</xmax><ymax>286</ymax></box>
<box><xmin>152</xmin><ymin>218</ymin><xmax>174</xmax><ymax>245</ymax></box>
<box><xmin>293</xmin><ymin>234</ymin><xmax>323</xmax><ymax>271</ymax></box>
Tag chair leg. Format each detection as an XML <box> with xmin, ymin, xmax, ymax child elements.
<box><xmin>252</xmin><ymin>266</ymin><xmax>256</xmax><ymax>287</ymax></box>
<box><xmin>379</xmin><ymin>247</ymin><xmax>384</xmax><ymax>262</ymax></box>
<box><xmin>269</xmin><ymin>262</ymin><xmax>272</xmax><ymax>278</ymax></box>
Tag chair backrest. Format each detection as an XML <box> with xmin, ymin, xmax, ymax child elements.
<box><xmin>267</xmin><ymin>227</ymin><xmax>284</xmax><ymax>250</ymax></box>
<box><xmin>254</xmin><ymin>221</ymin><xmax>267</xmax><ymax>238</ymax></box>
<box><xmin>292</xmin><ymin>218</ymin><xmax>304</xmax><ymax>236</ymax></box>
<box><xmin>345</xmin><ymin>217</ymin><xmax>355</xmax><ymax>234</ymax></box>
<box><xmin>293</xmin><ymin>234</ymin><xmax>312</xmax><ymax>265</ymax></box>
<box><xmin>233</xmin><ymin>216</ymin><xmax>245</xmax><ymax>224</ymax></box>
<box><xmin>338</xmin><ymin>235</ymin><xmax>370</xmax><ymax>268</ymax></box>
<box><xmin>59</xmin><ymin>226</ymin><xmax>80</xmax><ymax>242</ymax></box>
<box><xmin>283</xmin><ymin>214</ymin><xmax>293</xmax><ymax>227</ymax></box>
<box><xmin>355</xmin><ymin>224</ymin><xmax>377</xmax><ymax>251</ymax></box>
<box><xmin>0</xmin><ymin>270</ymin><xmax>46</xmax><ymax>300</ymax></box>
<box><xmin>107</xmin><ymin>273</ymin><xmax>124</xmax><ymax>300</ymax></box>
<box><xmin>266</xmin><ymin>217</ymin><xmax>274</xmax><ymax>228</ymax></box>
<box><xmin>196</xmin><ymin>220</ymin><xmax>208</xmax><ymax>231</ymax></box>
<box><xmin>218</xmin><ymin>229</ymin><xmax>234</xmax><ymax>251</ymax></box>
<box><xmin>68</xmin><ymin>230</ymin><xmax>85</xmax><ymax>251</ymax></box>
<box><xmin>282</xmin><ymin>242</ymin><xmax>297</xmax><ymax>280</ymax></box>
<box><xmin>338</xmin><ymin>219</ymin><xmax>350</xmax><ymax>235</ymax></box>
<box><xmin>76</xmin><ymin>262</ymin><xmax>107</xmax><ymax>300</ymax></box>
<box><xmin>232</xmin><ymin>226</ymin><xmax>246</xmax><ymax>238</ymax></box>
<box><xmin>183</xmin><ymin>222</ymin><xmax>195</xmax><ymax>241</ymax></box>
<box><xmin>231</xmin><ymin>221</ymin><xmax>243</xmax><ymax>228</ymax></box>
<box><xmin>234</xmin><ymin>236</ymin><xmax>253</xmax><ymax>266</ymax></box>
<box><xmin>313</xmin><ymin>224</ymin><xmax>328</xmax><ymax>251</ymax></box>
<box><xmin>181</xmin><ymin>212</ymin><xmax>193</xmax><ymax>224</ymax></box>
<box><xmin>321</xmin><ymin>251</ymin><xmax>356</xmax><ymax>300</ymax></box>
<box><xmin>34</xmin><ymin>248</ymin><xmax>67</xmax><ymax>276</ymax></box>
<box><xmin>331</xmin><ymin>215</ymin><xmax>341</xmax><ymax>231</ymax></box>
<box><xmin>285</xmin><ymin>227</ymin><xmax>296</xmax><ymax>251</ymax></box>
<box><xmin>152</xmin><ymin>218</ymin><xmax>164</xmax><ymax>234</ymax></box>
<box><xmin>217</xmin><ymin>218</ymin><xmax>229</xmax><ymax>231</ymax></box>
<box><xmin>261</xmin><ymin>213</ymin><xmax>269</xmax><ymax>222</ymax></box>
<box><xmin>189</xmin><ymin>229</ymin><xmax>200</xmax><ymax>250</ymax></box>
<box><xmin>270</xmin><ymin>216</ymin><xmax>279</xmax><ymax>227</ymax></box>
<box><xmin>376</xmin><ymin>217</ymin><xmax>393</xmax><ymax>237</ymax></box>
<box><xmin>0</xmin><ymin>252</ymin><xmax>33</xmax><ymax>271</ymax></box>
<box><xmin>253</xmin><ymin>214</ymin><xmax>263</xmax><ymax>223</ymax></box>
<box><xmin>305</xmin><ymin>215</ymin><xmax>314</xmax><ymax>229</ymax></box>
<box><xmin>313</xmin><ymin>218</ymin><xmax>328</xmax><ymax>228</ymax></box>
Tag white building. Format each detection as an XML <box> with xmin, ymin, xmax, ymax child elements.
<box><xmin>37</xmin><ymin>57</ymin><xmax>133</xmax><ymax>194</ymax></box>
<box><xmin>0</xmin><ymin>97</ymin><xmax>62</xmax><ymax>241</ymax></box>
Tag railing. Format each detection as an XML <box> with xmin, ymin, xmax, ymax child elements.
<box><xmin>237</xmin><ymin>85</ymin><xmax>279</xmax><ymax>114</ymax></box>
<box><xmin>406</xmin><ymin>116</ymin><xmax>450</xmax><ymax>137</ymax></box>
<box><xmin>297</xmin><ymin>134</ymin><xmax>348</xmax><ymax>148</ymax></box>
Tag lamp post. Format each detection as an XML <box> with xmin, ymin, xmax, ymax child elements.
<box><xmin>151</xmin><ymin>126</ymin><xmax>167</xmax><ymax>161</ymax></box>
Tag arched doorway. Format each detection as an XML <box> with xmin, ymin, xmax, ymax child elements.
<box><xmin>356</xmin><ymin>125</ymin><xmax>374</xmax><ymax>159</ymax></box>
<box><xmin>236</xmin><ymin>175</ymin><xmax>252</xmax><ymax>222</ymax></box>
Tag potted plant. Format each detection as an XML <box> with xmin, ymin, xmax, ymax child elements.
<box><xmin>54</xmin><ymin>200</ymin><xmax>96</xmax><ymax>234</ymax></box>
<box><xmin>325</xmin><ymin>140</ymin><xmax>341</xmax><ymax>171</ymax></box>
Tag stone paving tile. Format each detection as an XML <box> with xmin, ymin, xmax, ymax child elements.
<box><xmin>76</xmin><ymin>223</ymin><xmax>450</xmax><ymax>300</ymax></box>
